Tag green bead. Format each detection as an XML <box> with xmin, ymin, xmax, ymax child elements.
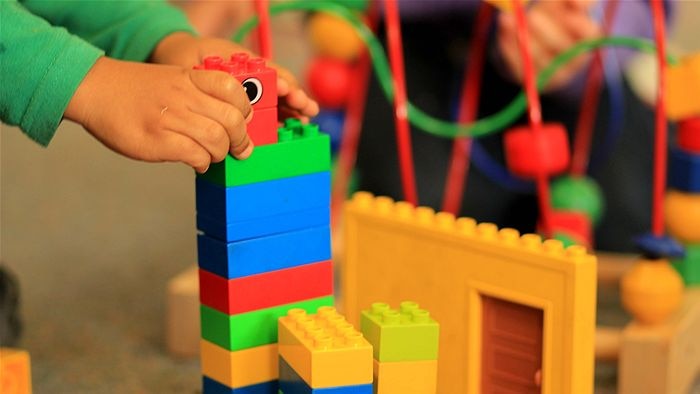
<box><xmin>553</xmin><ymin>232</ymin><xmax>582</xmax><ymax>248</ymax></box>
<box><xmin>672</xmin><ymin>244</ymin><xmax>700</xmax><ymax>286</ymax></box>
<box><xmin>551</xmin><ymin>176</ymin><xmax>604</xmax><ymax>224</ymax></box>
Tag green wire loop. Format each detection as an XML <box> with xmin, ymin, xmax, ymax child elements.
<box><xmin>233</xmin><ymin>1</ymin><xmax>679</xmax><ymax>139</ymax></box>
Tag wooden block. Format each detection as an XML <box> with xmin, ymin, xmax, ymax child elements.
<box><xmin>619</xmin><ymin>288</ymin><xmax>700</xmax><ymax>394</ymax></box>
<box><xmin>166</xmin><ymin>265</ymin><xmax>200</xmax><ymax>358</ymax></box>
<box><xmin>0</xmin><ymin>348</ymin><xmax>32</xmax><ymax>394</ymax></box>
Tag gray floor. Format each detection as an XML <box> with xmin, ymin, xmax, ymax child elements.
<box><xmin>2</xmin><ymin>122</ymin><xmax>201</xmax><ymax>393</ymax></box>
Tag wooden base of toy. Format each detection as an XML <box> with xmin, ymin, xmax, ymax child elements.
<box><xmin>165</xmin><ymin>265</ymin><xmax>200</xmax><ymax>358</ymax></box>
<box><xmin>618</xmin><ymin>288</ymin><xmax>700</xmax><ymax>394</ymax></box>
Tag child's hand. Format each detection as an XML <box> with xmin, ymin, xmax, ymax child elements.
<box><xmin>151</xmin><ymin>33</ymin><xmax>320</xmax><ymax>121</ymax></box>
<box><xmin>65</xmin><ymin>57</ymin><xmax>253</xmax><ymax>173</ymax></box>
<box><xmin>497</xmin><ymin>0</ymin><xmax>600</xmax><ymax>90</ymax></box>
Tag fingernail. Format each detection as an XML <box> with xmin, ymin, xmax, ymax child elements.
<box><xmin>246</xmin><ymin>109</ymin><xmax>254</xmax><ymax>123</ymax></box>
<box><xmin>237</xmin><ymin>143</ymin><xmax>254</xmax><ymax>160</ymax></box>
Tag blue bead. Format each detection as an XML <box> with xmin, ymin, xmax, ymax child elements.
<box><xmin>313</xmin><ymin>110</ymin><xmax>345</xmax><ymax>154</ymax></box>
<box><xmin>669</xmin><ymin>148</ymin><xmax>700</xmax><ymax>193</ymax></box>
<box><xmin>634</xmin><ymin>233</ymin><xmax>686</xmax><ymax>259</ymax></box>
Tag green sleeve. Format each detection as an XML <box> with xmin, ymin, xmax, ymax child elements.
<box><xmin>21</xmin><ymin>0</ymin><xmax>196</xmax><ymax>62</ymax></box>
<box><xmin>0</xmin><ymin>1</ymin><xmax>104</xmax><ymax>146</ymax></box>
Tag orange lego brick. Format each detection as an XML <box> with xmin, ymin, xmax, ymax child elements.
<box><xmin>373</xmin><ymin>359</ymin><xmax>437</xmax><ymax>394</ymax></box>
<box><xmin>0</xmin><ymin>348</ymin><xmax>32</xmax><ymax>394</ymax></box>
<box><xmin>200</xmin><ymin>340</ymin><xmax>278</xmax><ymax>388</ymax></box>
<box><xmin>278</xmin><ymin>307</ymin><xmax>373</xmax><ymax>388</ymax></box>
<box><xmin>666</xmin><ymin>53</ymin><xmax>700</xmax><ymax>120</ymax></box>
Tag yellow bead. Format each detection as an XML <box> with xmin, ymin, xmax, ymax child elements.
<box><xmin>665</xmin><ymin>190</ymin><xmax>700</xmax><ymax>242</ymax></box>
<box><xmin>308</xmin><ymin>13</ymin><xmax>363</xmax><ymax>61</ymax></box>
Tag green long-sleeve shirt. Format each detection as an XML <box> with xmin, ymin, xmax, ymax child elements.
<box><xmin>0</xmin><ymin>0</ymin><xmax>196</xmax><ymax>146</ymax></box>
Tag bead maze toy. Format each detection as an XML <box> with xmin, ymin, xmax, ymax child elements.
<box><xmin>162</xmin><ymin>0</ymin><xmax>700</xmax><ymax>393</ymax></box>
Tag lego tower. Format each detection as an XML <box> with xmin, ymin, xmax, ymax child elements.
<box><xmin>194</xmin><ymin>53</ymin><xmax>334</xmax><ymax>393</ymax></box>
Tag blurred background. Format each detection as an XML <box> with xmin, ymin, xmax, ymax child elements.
<box><xmin>2</xmin><ymin>2</ymin><xmax>700</xmax><ymax>393</ymax></box>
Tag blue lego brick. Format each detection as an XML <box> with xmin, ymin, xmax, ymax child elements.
<box><xmin>669</xmin><ymin>148</ymin><xmax>700</xmax><ymax>192</ymax></box>
<box><xmin>203</xmin><ymin>376</ymin><xmax>278</xmax><ymax>394</ymax></box>
<box><xmin>195</xmin><ymin>171</ymin><xmax>330</xmax><ymax>223</ymax></box>
<box><xmin>197</xmin><ymin>226</ymin><xmax>331</xmax><ymax>279</ymax></box>
<box><xmin>279</xmin><ymin>357</ymin><xmax>372</xmax><ymax>394</ymax></box>
<box><xmin>197</xmin><ymin>206</ymin><xmax>329</xmax><ymax>243</ymax></box>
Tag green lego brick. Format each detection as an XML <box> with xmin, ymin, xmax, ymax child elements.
<box><xmin>360</xmin><ymin>301</ymin><xmax>439</xmax><ymax>362</ymax></box>
<box><xmin>199</xmin><ymin>119</ymin><xmax>331</xmax><ymax>187</ymax></box>
<box><xmin>201</xmin><ymin>295</ymin><xmax>335</xmax><ymax>351</ymax></box>
<box><xmin>672</xmin><ymin>243</ymin><xmax>700</xmax><ymax>286</ymax></box>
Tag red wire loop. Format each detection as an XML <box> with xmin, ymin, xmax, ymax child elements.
<box><xmin>570</xmin><ymin>0</ymin><xmax>620</xmax><ymax>177</ymax></box>
<box><xmin>441</xmin><ymin>4</ymin><xmax>494</xmax><ymax>215</ymax></box>
<box><xmin>330</xmin><ymin>3</ymin><xmax>379</xmax><ymax>229</ymax></box>
<box><xmin>650</xmin><ymin>0</ymin><xmax>668</xmax><ymax>237</ymax></box>
<box><xmin>511</xmin><ymin>0</ymin><xmax>554</xmax><ymax>237</ymax></box>
<box><xmin>255</xmin><ymin>0</ymin><xmax>273</xmax><ymax>59</ymax></box>
<box><xmin>383</xmin><ymin>0</ymin><xmax>418</xmax><ymax>205</ymax></box>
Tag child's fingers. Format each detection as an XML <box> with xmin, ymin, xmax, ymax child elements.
<box><xmin>190</xmin><ymin>70</ymin><xmax>253</xmax><ymax>120</ymax></box>
<box><xmin>171</xmin><ymin>111</ymin><xmax>231</xmax><ymax>163</ymax></box>
<box><xmin>188</xmin><ymin>93</ymin><xmax>253</xmax><ymax>159</ymax></box>
<box><xmin>283</xmin><ymin>90</ymin><xmax>320</xmax><ymax>118</ymax></box>
<box><xmin>153</xmin><ymin>131</ymin><xmax>212</xmax><ymax>173</ymax></box>
<box><xmin>189</xmin><ymin>70</ymin><xmax>254</xmax><ymax>159</ymax></box>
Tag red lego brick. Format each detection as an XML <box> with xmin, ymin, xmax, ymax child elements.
<box><xmin>247</xmin><ymin>107</ymin><xmax>279</xmax><ymax>146</ymax></box>
<box><xmin>504</xmin><ymin>123</ymin><xmax>570</xmax><ymax>178</ymax></box>
<box><xmin>199</xmin><ymin>260</ymin><xmax>333</xmax><ymax>315</ymax></box>
<box><xmin>678</xmin><ymin>117</ymin><xmax>700</xmax><ymax>154</ymax></box>
<box><xmin>201</xmin><ymin>54</ymin><xmax>278</xmax><ymax>109</ymax></box>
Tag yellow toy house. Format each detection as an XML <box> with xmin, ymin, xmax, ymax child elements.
<box><xmin>341</xmin><ymin>192</ymin><xmax>597</xmax><ymax>394</ymax></box>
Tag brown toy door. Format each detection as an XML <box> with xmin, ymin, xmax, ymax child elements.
<box><xmin>481</xmin><ymin>295</ymin><xmax>544</xmax><ymax>394</ymax></box>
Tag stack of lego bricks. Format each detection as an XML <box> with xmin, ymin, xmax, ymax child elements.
<box><xmin>667</xmin><ymin>117</ymin><xmax>700</xmax><ymax>286</ymax></box>
<box><xmin>278</xmin><ymin>307</ymin><xmax>373</xmax><ymax>393</ymax></box>
<box><xmin>195</xmin><ymin>54</ymin><xmax>334</xmax><ymax>394</ymax></box>
<box><xmin>361</xmin><ymin>302</ymin><xmax>439</xmax><ymax>394</ymax></box>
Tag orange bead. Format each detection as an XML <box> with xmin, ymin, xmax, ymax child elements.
<box><xmin>308</xmin><ymin>13</ymin><xmax>363</xmax><ymax>61</ymax></box>
<box><xmin>665</xmin><ymin>190</ymin><xmax>700</xmax><ymax>243</ymax></box>
<box><xmin>621</xmin><ymin>258</ymin><xmax>684</xmax><ymax>325</ymax></box>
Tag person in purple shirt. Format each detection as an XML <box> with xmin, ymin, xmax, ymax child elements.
<box><xmin>353</xmin><ymin>0</ymin><xmax>672</xmax><ymax>252</ymax></box>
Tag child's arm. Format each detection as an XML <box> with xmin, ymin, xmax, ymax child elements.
<box><xmin>0</xmin><ymin>2</ymin><xmax>104</xmax><ymax>146</ymax></box>
<box><xmin>2</xmin><ymin>2</ymin><xmax>253</xmax><ymax>171</ymax></box>
<box><xmin>63</xmin><ymin>57</ymin><xmax>254</xmax><ymax>172</ymax></box>
<box><xmin>21</xmin><ymin>0</ymin><xmax>196</xmax><ymax>62</ymax></box>
<box><xmin>23</xmin><ymin>0</ymin><xmax>318</xmax><ymax>121</ymax></box>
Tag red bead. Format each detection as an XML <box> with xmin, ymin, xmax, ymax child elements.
<box><xmin>678</xmin><ymin>116</ymin><xmax>700</xmax><ymax>154</ymax></box>
<box><xmin>305</xmin><ymin>57</ymin><xmax>353</xmax><ymax>109</ymax></box>
<box><xmin>504</xmin><ymin>123</ymin><xmax>570</xmax><ymax>178</ymax></box>
<box><xmin>543</xmin><ymin>210</ymin><xmax>593</xmax><ymax>248</ymax></box>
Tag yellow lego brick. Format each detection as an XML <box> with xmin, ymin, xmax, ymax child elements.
<box><xmin>342</xmin><ymin>192</ymin><xmax>597</xmax><ymax>394</ymax></box>
<box><xmin>200</xmin><ymin>340</ymin><xmax>278</xmax><ymax>388</ymax></box>
<box><xmin>373</xmin><ymin>359</ymin><xmax>437</xmax><ymax>394</ymax></box>
<box><xmin>666</xmin><ymin>53</ymin><xmax>700</xmax><ymax>120</ymax></box>
<box><xmin>0</xmin><ymin>348</ymin><xmax>32</xmax><ymax>394</ymax></box>
<box><xmin>483</xmin><ymin>0</ymin><xmax>530</xmax><ymax>12</ymax></box>
<box><xmin>278</xmin><ymin>306</ymin><xmax>373</xmax><ymax>388</ymax></box>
